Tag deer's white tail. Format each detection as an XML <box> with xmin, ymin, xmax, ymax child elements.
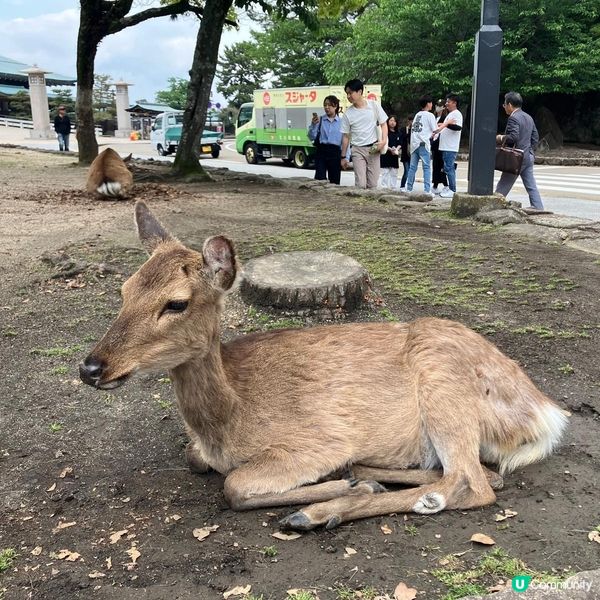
<box><xmin>97</xmin><ymin>181</ymin><xmax>123</xmax><ymax>197</ymax></box>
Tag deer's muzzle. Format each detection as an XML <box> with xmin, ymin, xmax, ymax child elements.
<box><xmin>79</xmin><ymin>356</ymin><xmax>129</xmax><ymax>389</ymax></box>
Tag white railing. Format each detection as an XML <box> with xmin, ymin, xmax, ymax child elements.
<box><xmin>0</xmin><ymin>116</ymin><xmax>33</xmax><ymax>129</ymax></box>
<box><xmin>0</xmin><ymin>117</ymin><xmax>102</xmax><ymax>136</ymax></box>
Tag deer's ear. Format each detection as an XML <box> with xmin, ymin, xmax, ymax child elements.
<box><xmin>202</xmin><ymin>235</ymin><xmax>238</xmax><ymax>292</ymax></box>
<box><xmin>135</xmin><ymin>201</ymin><xmax>172</xmax><ymax>254</ymax></box>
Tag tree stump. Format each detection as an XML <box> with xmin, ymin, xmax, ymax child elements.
<box><xmin>240</xmin><ymin>251</ymin><xmax>372</xmax><ymax>311</ymax></box>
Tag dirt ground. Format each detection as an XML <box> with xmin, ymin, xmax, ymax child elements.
<box><xmin>0</xmin><ymin>148</ymin><xmax>599</xmax><ymax>600</ymax></box>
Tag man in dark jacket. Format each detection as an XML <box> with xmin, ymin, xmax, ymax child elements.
<box><xmin>53</xmin><ymin>106</ymin><xmax>71</xmax><ymax>151</ymax></box>
<box><xmin>495</xmin><ymin>92</ymin><xmax>543</xmax><ymax>210</ymax></box>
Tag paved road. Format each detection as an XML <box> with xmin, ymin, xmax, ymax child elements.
<box><xmin>2</xmin><ymin>127</ymin><xmax>599</xmax><ymax>220</ymax></box>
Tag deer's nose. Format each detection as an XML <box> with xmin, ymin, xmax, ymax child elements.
<box><xmin>79</xmin><ymin>357</ymin><xmax>105</xmax><ymax>386</ymax></box>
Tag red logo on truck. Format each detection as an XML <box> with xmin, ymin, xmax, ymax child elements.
<box><xmin>263</xmin><ymin>91</ymin><xmax>271</xmax><ymax>105</ymax></box>
<box><xmin>367</xmin><ymin>92</ymin><xmax>378</xmax><ymax>101</ymax></box>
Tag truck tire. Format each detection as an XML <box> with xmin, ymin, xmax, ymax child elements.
<box><xmin>292</xmin><ymin>148</ymin><xmax>308</xmax><ymax>169</ymax></box>
<box><xmin>244</xmin><ymin>142</ymin><xmax>259</xmax><ymax>164</ymax></box>
<box><xmin>157</xmin><ymin>144</ymin><xmax>168</xmax><ymax>157</ymax></box>
<box><xmin>211</xmin><ymin>146</ymin><xmax>220</xmax><ymax>158</ymax></box>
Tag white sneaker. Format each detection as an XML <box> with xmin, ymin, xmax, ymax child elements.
<box><xmin>432</xmin><ymin>187</ymin><xmax>442</xmax><ymax>195</ymax></box>
<box><xmin>440</xmin><ymin>189</ymin><xmax>454</xmax><ymax>198</ymax></box>
<box><xmin>399</xmin><ymin>186</ymin><xmax>406</xmax><ymax>192</ymax></box>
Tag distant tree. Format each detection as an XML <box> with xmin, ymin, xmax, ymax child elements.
<box><xmin>155</xmin><ymin>77</ymin><xmax>189</xmax><ymax>110</ymax></box>
<box><xmin>217</xmin><ymin>41</ymin><xmax>268</xmax><ymax>107</ymax></box>
<box><xmin>93</xmin><ymin>74</ymin><xmax>116</xmax><ymax>121</ymax></box>
<box><xmin>49</xmin><ymin>88</ymin><xmax>76</xmax><ymax>116</ymax></box>
<box><xmin>7</xmin><ymin>91</ymin><xmax>31</xmax><ymax>120</ymax></box>
<box><xmin>324</xmin><ymin>0</ymin><xmax>600</xmax><ymax>107</ymax></box>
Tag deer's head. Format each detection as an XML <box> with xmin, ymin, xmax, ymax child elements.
<box><xmin>79</xmin><ymin>201</ymin><xmax>238</xmax><ymax>389</ymax></box>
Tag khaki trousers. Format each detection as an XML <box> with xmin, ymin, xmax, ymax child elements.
<box><xmin>351</xmin><ymin>145</ymin><xmax>380</xmax><ymax>189</ymax></box>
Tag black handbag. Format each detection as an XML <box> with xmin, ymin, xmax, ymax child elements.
<box><xmin>495</xmin><ymin>141</ymin><xmax>524</xmax><ymax>175</ymax></box>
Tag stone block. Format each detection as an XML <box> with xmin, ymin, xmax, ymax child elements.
<box><xmin>451</xmin><ymin>193</ymin><xmax>507</xmax><ymax>217</ymax></box>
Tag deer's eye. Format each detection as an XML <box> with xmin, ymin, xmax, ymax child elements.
<box><xmin>162</xmin><ymin>300</ymin><xmax>189</xmax><ymax>315</ymax></box>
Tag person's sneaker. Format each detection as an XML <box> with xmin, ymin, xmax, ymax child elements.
<box><xmin>432</xmin><ymin>187</ymin><xmax>441</xmax><ymax>195</ymax></box>
<box><xmin>440</xmin><ymin>189</ymin><xmax>454</xmax><ymax>198</ymax></box>
<box><xmin>399</xmin><ymin>186</ymin><xmax>406</xmax><ymax>192</ymax></box>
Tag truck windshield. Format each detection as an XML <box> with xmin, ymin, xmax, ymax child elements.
<box><xmin>238</xmin><ymin>105</ymin><xmax>253</xmax><ymax>127</ymax></box>
<box><xmin>174</xmin><ymin>114</ymin><xmax>184</xmax><ymax>125</ymax></box>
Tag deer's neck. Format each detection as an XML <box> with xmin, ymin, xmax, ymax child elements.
<box><xmin>170</xmin><ymin>341</ymin><xmax>238</xmax><ymax>443</ymax></box>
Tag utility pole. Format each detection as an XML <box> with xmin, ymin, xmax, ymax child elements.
<box><xmin>468</xmin><ymin>0</ymin><xmax>503</xmax><ymax>195</ymax></box>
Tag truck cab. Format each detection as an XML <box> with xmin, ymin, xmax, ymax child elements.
<box><xmin>150</xmin><ymin>111</ymin><xmax>223</xmax><ymax>158</ymax></box>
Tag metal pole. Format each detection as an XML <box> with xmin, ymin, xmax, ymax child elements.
<box><xmin>468</xmin><ymin>0</ymin><xmax>503</xmax><ymax>195</ymax></box>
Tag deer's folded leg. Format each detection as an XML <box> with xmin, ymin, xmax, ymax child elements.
<box><xmin>223</xmin><ymin>452</ymin><xmax>385</xmax><ymax>511</ymax></box>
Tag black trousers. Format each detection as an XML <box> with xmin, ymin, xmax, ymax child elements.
<box><xmin>314</xmin><ymin>144</ymin><xmax>342</xmax><ymax>185</ymax></box>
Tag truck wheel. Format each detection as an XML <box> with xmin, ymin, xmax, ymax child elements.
<box><xmin>211</xmin><ymin>146</ymin><xmax>220</xmax><ymax>158</ymax></box>
<box><xmin>244</xmin><ymin>142</ymin><xmax>259</xmax><ymax>164</ymax></box>
<box><xmin>292</xmin><ymin>148</ymin><xmax>308</xmax><ymax>169</ymax></box>
<box><xmin>157</xmin><ymin>144</ymin><xmax>168</xmax><ymax>157</ymax></box>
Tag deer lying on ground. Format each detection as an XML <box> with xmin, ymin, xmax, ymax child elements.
<box><xmin>86</xmin><ymin>148</ymin><xmax>133</xmax><ymax>198</ymax></box>
<box><xmin>79</xmin><ymin>201</ymin><xmax>568</xmax><ymax>530</ymax></box>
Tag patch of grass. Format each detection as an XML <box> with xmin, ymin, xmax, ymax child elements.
<box><xmin>287</xmin><ymin>591</ymin><xmax>318</xmax><ymax>600</ymax></box>
<box><xmin>2</xmin><ymin>330</ymin><xmax>17</xmax><ymax>337</ymax></box>
<box><xmin>261</xmin><ymin>545</ymin><xmax>278</xmax><ymax>558</ymax></box>
<box><xmin>49</xmin><ymin>422</ymin><xmax>63</xmax><ymax>433</ymax></box>
<box><xmin>157</xmin><ymin>376</ymin><xmax>172</xmax><ymax>384</ymax></box>
<box><xmin>334</xmin><ymin>586</ymin><xmax>379</xmax><ymax>600</ymax></box>
<box><xmin>404</xmin><ymin>524</ymin><xmax>419</xmax><ymax>536</ymax></box>
<box><xmin>472</xmin><ymin>320</ymin><xmax>507</xmax><ymax>335</ymax></box>
<box><xmin>378</xmin><ymin>307</ymin><xmax>399</xmax><ymax>321</ymax></box>
<box><xmin>31</xmin><ymin>344</ymin><xmax>83</xmax><ymax>358</ymax></box>
<box><xmin>0</xmin><ymin>548</ymin><xmax>17</xmax><ymax>573</ymax></box>
<box><xmin>156</xmin><ymin>398</ymin><xmax>172</xmax><ymax>410</ymax></box>
<box><xmin>82</xmin><ymin>334</ymin><xmax>97</xmax><ymax>343</ymax></box>
<box><xmin>50</xmin><ymin>365</ymin><xmax>69</xmax><ymax>376</ymax></box>
<box><xmin>558</xmin><ymin>363</ymin><xmax>575</xmax><ymax>375</ymax></box>
<box><xmin>512</xmin><ymin>325</ymin><xmax>591</xmax><ymax>340</ymax></box>
<box><xmin>432</xmin><ymin>548</ymin><xmax>567</xmax><ymax>600</ymax></box>
<box><xmin>244</xmin><ymin>307</ymin><xmax>304</xmax><ymax>332</ymax></box>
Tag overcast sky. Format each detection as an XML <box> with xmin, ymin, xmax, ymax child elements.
<box><xmin>0</xmin><ymin>0</ymin><xmax>255</xmax><ymax>106</ymax></box>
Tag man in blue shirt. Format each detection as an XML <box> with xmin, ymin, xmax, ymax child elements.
<box><xmin>308</xmin><ymin>95</ymin><xmax>343</xmax><ymax>185</ymax></box>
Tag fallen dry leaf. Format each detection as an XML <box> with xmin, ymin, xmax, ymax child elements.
<box><xmin>106</xmin><ymin>557</ymin><xmax>112</xmax><ymax>570</ymax></box>
<box><xmin>394</xmin><ymin>581</ymin><xmax>418</xmax><ymax>600</ymax></box>
<box><xmin>31</xmin><ymin>546</ymin><xmax>43</xmax><ymax>556</ymax></box>
<box><xmin>380</xmin><ymin>524</ymin><xmax>393</xmax><ymax>535</ymax></box>
<box><xmin>495</xmin><ymin>509</ymin><xmax>518</xmax><ymax>522</ymax></box>
<box><xmin>56</xmin><ymin>549</ymin><xmax>81</xmax><ymax>561</ymax></box>
<box><xmin>588</xmin><ymin>530</ymin><xmax>600</xmax><ymax>544</ymax></box>
<box><xmin>271</xmin><ymin>531</ymin><xmax>302</xmax><ymax>541</ymax></box>
<box><xmin>59</xmin><ymin>467</ymin><xmax>73</xmax><ymax>479</ymax></box>
<box><xmin>109</xmin><ymin>529</ymin><xmax>129</xmax><ymax>544</ymax></box>
<box><xmin>53</xmin><ymin>521</ymin><xmax>76</xmax><ymax>534</ymax></box>
<box><xmin>126</xmin><ymin>546</ymin><xmax>141</xmax><ymax>564</ymax></box>
<box><xmin>46</xmin><ymin>483</ymin><xmax>57</xmax><ymax>492</ymax></box>
<box><xmin>223</xmin><ymin>584</ymin><xmax>251</xmax><ymax>599</ymax></box>
<box><xmin>344</xmin><ymin>547</ymin><xmax>357</xmax><ymax>558</ymax></box>
<box><xmin>88</xmin><ymin>571</ymin><xmax>106</xmax><ymax>579</ymax></box>
<box><xmin>470</xmin><ymin>533</ymin><xmax>496</xmax><ymax>545</ymax></box>
<box><xmin>192</xmin><ymin>524</ymin><xmax>220</xmax><ymax>541</ymax></box>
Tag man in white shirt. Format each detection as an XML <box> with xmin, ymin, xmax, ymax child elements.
<box><xmin>405</xmin><ymin>95</ymin><xmax>438</xmax><ymax>194</ymax></box>
<box><xmin>340</xmin><ymin>79</ymin><xmax>388</xmax><ymax>189</ymax></box>
<box><xmin>437</xmin><ymin>93</ymin><xmax>463</xmax><ymax>198</ymax></box>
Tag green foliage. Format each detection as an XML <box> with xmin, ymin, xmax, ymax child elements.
<box><xmin>155</xmin><ymin>77</ymin><xmax>189</xmax><ymax>110</ymax></box>
<box><xmin>49</xmin><ymin>88</ymin><xmax>76</xmax><ymax>115</ymax></box>
<box><xmin>324</xmin><ymin>0</ymin><xmax>600</xmax><ymax>107</ymax></box>
<box><xmin>0</xmin><ymin>548</ymin><xmax>17</xmax><ymax>573</ymax></box>
<box><xmin>93</xmin><ymin>73</ymin><xmax>116</xmax><ymax>121</ymax></box>
<box><xmin>7</xmin><ymin>91</ymin><xmax>31</xmax><ymax>120</ymax></box>
<box><xmin>217</xmin><ymin>13</ymin><xmax>353</xmax><ymax>105</ymax></box>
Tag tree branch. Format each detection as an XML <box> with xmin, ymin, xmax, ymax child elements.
<box><xmin>108</xmin><ymin>0</ymin><xmax>237</xmax><ymax>35</ymax></box>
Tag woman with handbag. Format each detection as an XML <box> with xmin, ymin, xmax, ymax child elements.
<box><xmin>308</xmin><ymin>95</ymin><xmax>343</xmax><ymax>185</ymax></box>
<box><xmin>495</xmin><ymin>92</ymin><xmax>544</xmax><ymax>210</ymax></box>
<box><xmin>379</xmin><ymin>115</ymin><xmax>402</xmax><ymax>189</ymax></box>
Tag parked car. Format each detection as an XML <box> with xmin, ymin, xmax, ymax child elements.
<box><xmin>150</xmin><ymin>111</ymin><xmax>223</xmax><ymax>157</ymax></box>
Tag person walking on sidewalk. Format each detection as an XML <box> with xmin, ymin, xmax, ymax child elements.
<box><xmin>53</xmin><ymin>106</ymin><xmax>71</xmax><ymax>152</ymax></box>
<box><xmin>308</xmin><ymin>95</ymin><xmax>343</xmax><ymax>185</ymax></box>
<box><xmin>495</xmin><ymin>91</ymin><xmax>544</xmax><ymax>210</ymax></box>
<box><xmin>438</xmin><ymin>93</ymin><xmax>463</xmax><ymax>198</ymax></box>
<box><xmin>340</xmin><ymin>79</ymin><xmax>388</xmax><ymax>189</ymax></box>
<box><xmin>405</xmin><ymin>95</ymin><xmax>437</xmax><ymax>195</ymax></box>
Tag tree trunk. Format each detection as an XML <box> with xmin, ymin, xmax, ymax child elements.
<box><xmin>173</xmin><ymin>0</ymin><xmax>233</xmax><ymax>175</ymax></box>
<box><xmin>76</xmin><ymin>2</ymin><xmax>106</xmax><ymax>164</ymax></box>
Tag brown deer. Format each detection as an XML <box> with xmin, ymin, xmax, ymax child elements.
<box><xmin>86</xmin><ymin>148</ymin><xmax>133</xmax><ymax>198</ymax></box>
<box><xmin>79</xmin><ymin>201</ymin><xmax>568</xmax><ymax>530</ymax></box>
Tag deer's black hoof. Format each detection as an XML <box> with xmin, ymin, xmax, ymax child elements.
<box><xmin>279</xmin><ymin>510</ymin><xmax>315</xmax><ymax>531</ymax></box>
<box><xmin>325</xmin><ymin>514</ymin><xmax>342</xmax><ymax>530</ymax></box>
